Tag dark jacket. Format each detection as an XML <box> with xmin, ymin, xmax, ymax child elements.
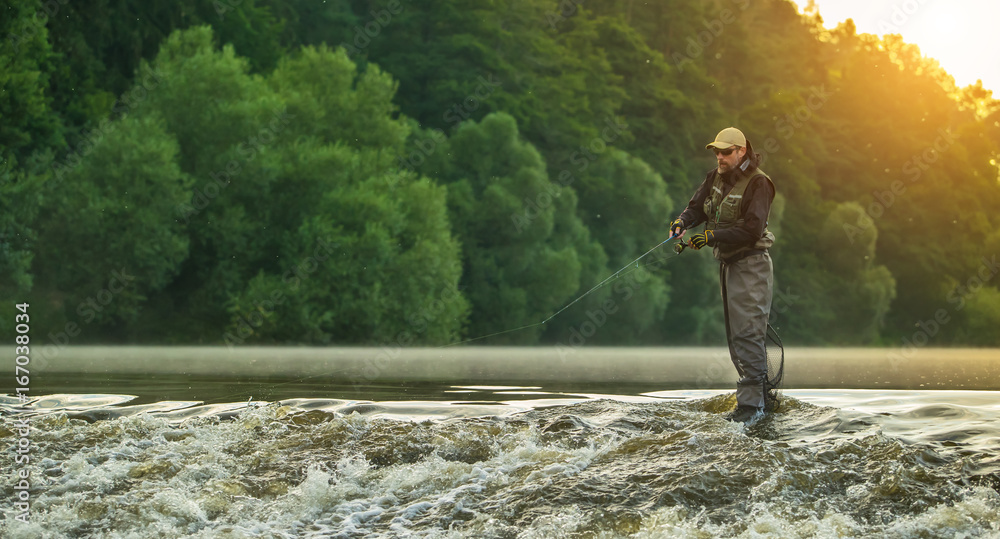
<box><xmin>677</xmin><ymin>140</ymin><xmax>775</xmax><ymax>250</ymax></box>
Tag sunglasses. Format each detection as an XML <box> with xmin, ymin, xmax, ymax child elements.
<box><xmin>712</xmin><ymin>146</ymin><xmax>740</xmax><ymax>156</ymax></box>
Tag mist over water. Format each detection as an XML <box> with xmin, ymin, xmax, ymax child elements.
<box><xmin>2</xmin><ymin>386</ymin><xmax>999</xmax><ymax>537</ymax></box>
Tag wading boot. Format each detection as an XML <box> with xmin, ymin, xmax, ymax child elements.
<box><xmin>725</xmin><ymin>405</ymin><xmax>764</xmax><ymax>423</ymax></box>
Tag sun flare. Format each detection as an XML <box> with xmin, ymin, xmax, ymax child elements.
<box><xmin>794</xmin><ymin>0</ymin><xmax>1000</xmax><ymax>93</ymax></box>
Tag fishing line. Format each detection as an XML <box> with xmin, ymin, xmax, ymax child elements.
<box><xmin>441</xmin><ymin>235</ymin><xmax>687</xmax><ymax>347</ymax></box>
<box><xmin>201</xmin><ymin>236</ymin><xmax>690</xmax><ymax>406</ymax></box>
<box><xmin>601</xmin><ymin>241</ymin><xmax>685</xmax><ymax>281</ymax></box>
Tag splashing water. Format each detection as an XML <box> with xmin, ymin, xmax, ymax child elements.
<box><xmin>2</xmin><ymin>387</ymin><xmax>999</xmax><ymax>538</ymax></box>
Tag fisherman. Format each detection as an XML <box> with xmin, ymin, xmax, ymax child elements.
<box><xmin>669</xmin><ymin>127</ymin><xmax>776</xmax><ymax>423</ymax></box>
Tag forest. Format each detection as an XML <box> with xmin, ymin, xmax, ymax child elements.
<box><xmin>2</xmin><ymin>0</ymin><xmax>999</xmax><ymax>348</ymax></box>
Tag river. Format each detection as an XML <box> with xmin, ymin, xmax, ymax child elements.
<box><xmin>2</xmin><ymin>347</ymin><xmax>999</xmax><ymax>538</ymax></box>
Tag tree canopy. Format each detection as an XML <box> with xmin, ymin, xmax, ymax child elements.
<box><xmin>3</xmin><ymin>0</ymin><xmax>998</xmax><ymax>347</ymax></box>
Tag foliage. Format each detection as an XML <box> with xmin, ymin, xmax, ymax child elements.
<box><xmin>0</xmin><ymin>0</ymin><xmax>63</xmax><ymax>307</ymax></box>
<box><xmin>5</xmin><ymin>1</ymin><xmax>1000</xmax><ymax>346</ymax></box>
<box><xmin>418</xmin><ymin>112</ymin><xmax>600</xmax><ymax>344</ymax></box>
<box><xmin>33</xmin><ymin>114</ymin><xmax>191</xmax><ymax>329</ymax></box>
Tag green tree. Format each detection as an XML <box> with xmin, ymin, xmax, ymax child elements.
<box><xmin>817</xmin><ymin>202</ymin><xmax>897</xmax><ymax>343</ymax></box>
<box><xmin>42</xmin><ymin>0</ymin><xmax>285</xmax><ymax>131</ymax></box>
<box><xmin>420</xmin><ymin>112</ymin><xmax>605</xmax><ymax>343</ymax></box>
<box><xmin>32</xmin><ymin>114</ymin><xmax>191</xmax><ymax>332</ymax></box>
<box><xmin>131</xmin><ymin>28</ymin><xmax>466</xmax><ymax>344</ymax></box>
<box><xmin>222</xmin><ymin>44</ymin><xmax>468</xmax><ymax>345</ymax></box>
<box><xmin>267</xmin><ymin>43</ymin><xmax>408</xmax><ymax>152</ymax></box>
<box><xmin>224</xmin><ymin>161</ymin><xmax>467</xmax><ymax>345</ymax></box>
<box><xmin>0</xmin><ymin>0</ymin><xmax>64</xmax><ymax>306</ymax></box>
<box><xmin>564</xmin><ymin>148</ymin><xmax>673</xmax><ymax>343</ymax></box>
<box><xmin>127</xmin><ymin>26</ymin><xmax>288</xmax><ymax>337</ymax></box>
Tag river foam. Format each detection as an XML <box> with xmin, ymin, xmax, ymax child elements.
<box><xmin>3</xmin><ymin>389</ymin><xmax>999</xmax><ymax>537</ymax></box>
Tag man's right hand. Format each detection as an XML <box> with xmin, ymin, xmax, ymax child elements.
<box><xmin>669</xmin><ymin>218</ymin><xmax>686</xmax><ymax>239</ymax></box>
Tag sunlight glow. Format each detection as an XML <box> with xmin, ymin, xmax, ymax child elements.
<box><xmin>793</xmin><ymin>0</ymin><xmax>1000</xmax><ymax>93</ymax></box>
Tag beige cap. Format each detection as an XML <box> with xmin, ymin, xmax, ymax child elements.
<box><xmin>706</xmin><ymin>127</ymin><xmax>746</xmax><ymax>150</ymax></box>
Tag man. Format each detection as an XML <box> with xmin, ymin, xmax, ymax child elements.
<box><xmin>669</xmin><ymin>127</ymin><xmax>776</xmax><ymax>423</ymax></box>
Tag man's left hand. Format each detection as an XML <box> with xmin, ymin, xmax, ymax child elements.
<box><xmin>688</xmin><ymin>230</ymin><xmax>714</xmax><ymax>250</ymax></box>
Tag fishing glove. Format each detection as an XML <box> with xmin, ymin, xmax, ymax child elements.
<box><xmin>688</xmin><ymin>230</ymin><xmax>714</xmax><ymax>250</ymax></box>
<box><xmin>669</xmin><ymin>218</ymin><xmax>686</xmax><ymax>238</ymax></box>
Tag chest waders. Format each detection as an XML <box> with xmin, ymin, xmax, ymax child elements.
<box><xmin>704</xmin><ymin>167</ymin><xmax>778</xmax><ymax>411</ymax></box>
